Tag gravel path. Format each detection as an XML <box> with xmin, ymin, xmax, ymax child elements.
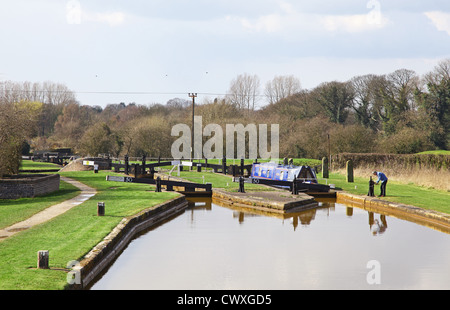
<box><xmin>0</xmin><ymin>177</ymin><xmax>96</xmax><ymax>241</ymax></box>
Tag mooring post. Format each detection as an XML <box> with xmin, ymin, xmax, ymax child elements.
<box><xmin>97</xmin><ymin>202</ymin><xmax>105</xmax><ymax>216</ymax></box>
<box><xmin>125</xmin><ymin>155</ymin><xmax>129</xmax><ymax>175</ymax></box>
<box><xmin>231</xmin><ymin>165</ymin><xmax>236</xmax><ymax>177</ymax></box>
<box><xmin>346</xmin><ymin>160</ymin><xmax>354</xmax><ymax>183</ymax></box>
<box><xmin>322</xmin><ymin>157</ymin><xmax>329</xmax><ymax>179</ymax></box>
<box><xmin>368</xmin><ymin>176</ymin><xmax>375</xmax><ymax>197</ymax></box>
<box><xmin>142</xmin><ymin>155</ymin><xmax>146</xmax><ymax>173</ymax></box>
<box><xmin>292</xmin><ymin>179</ymin><xmax>299</xmax><ymax>195</ymax></box>
<box><xmin>156</xmin><ymin>177</ymin><xmax>162</xmax><ymax>192</ymax></box>
<box><xmin>37</xmin><ymin>250</ymin><xmax>49</xmax><ymax>269</ymax></box>
<box><xmin>222</xmin><ymin>156</ymin><xmax>227</xmax><ymax>174</ymax></box>
<box><xmin>238</xmin><ymin>176</ymin><xmax>245</xmax><ymax>193</ymax></box>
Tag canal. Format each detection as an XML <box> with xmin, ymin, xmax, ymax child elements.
<box><xmin>90</xmin><ymin>198</ymin><xmax>450</xmax><ymax>290</ymax></box>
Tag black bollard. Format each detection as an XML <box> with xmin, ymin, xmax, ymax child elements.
<box><xmin>222</xmin><ymin>157</ymin><xmax>227</xmax><ymax>175</ymax></box>
<box><xmin>239</xmin><ymin>176</ymin><xmax>245</xmax><ymax>193</ymax></box>
<box><xmin>37</xmin><ymin>250</ymin><xmax>49</xmax><ymax>269</ymax></box>
<box><xmin>156</xmin><ymin>177</ymin><xmax>162</xmax><ymax>192</ymax></box>
<box><xmin>142</xmin><ymin>155</ymin><xmax>146</xmax><ymax>174</ymax></box>
<box><xmin>292</xmin><ymin>179</ymin><xmax>299</xmax><ymax>195</ymax></box>
<box><xmin>124</xmin><ymin>155</ymin><xmax>129</xmax><ymax>175</ymax></box>
<box><xmin>97</xmin><ymin>202</ymin><xmax>105</xmax><ymax>216</ymax></box>
<box><xmin>368</xmin><ymin>176</ymin><xmax>375</xmax><ymax>197</ymax></box>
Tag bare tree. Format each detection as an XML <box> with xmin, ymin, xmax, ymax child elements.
<box><xmin>350</xmin><ymin>74</ymin><xmax>385</xmax><ymax>131</ymax></box>
<box><xmin>265</xmin><ymin>75</ymin><xmax>301</xmax><ymax>105</ymax></box>
<box><xmin>227</xmin><ymin>73</ymin><xmax>261</xmax><ymax>112</ymax></box>
<box><xmin>385</xmin><ymin>69</ymin><xmax>419</xmax><ymax>111</ymax></box>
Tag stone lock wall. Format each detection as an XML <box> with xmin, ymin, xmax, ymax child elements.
<box><xmin>0</xmin><ymin>174</ymin><xmax>60</xmax><ymax>199</ymax></box>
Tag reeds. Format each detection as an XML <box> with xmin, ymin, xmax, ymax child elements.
<box><xmin>332</xmin><ymin>153</ymin><xmax>450</xmax><ymax>191</ymax></box>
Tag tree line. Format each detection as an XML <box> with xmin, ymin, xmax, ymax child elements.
<box><xmin>0</xmin><ymin>59</ymin><xmax>449</xmax><ymax>176</ymax></box>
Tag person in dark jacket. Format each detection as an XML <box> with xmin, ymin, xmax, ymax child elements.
<box><xmin>373</xmin><ymin>171</ymin><xmax>388</xmax><ymax>197</ymax></box>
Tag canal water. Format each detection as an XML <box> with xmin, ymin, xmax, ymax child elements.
<box><xmin>90</xmin><ymin>198</ymin><xmax>450</xmax><ymax>290</ymax></box>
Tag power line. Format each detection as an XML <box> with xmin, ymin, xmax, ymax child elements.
<box><xmin>0</xmin><ymin>89</ymin><xmax>270</xmax><ymax>98</ymax></box>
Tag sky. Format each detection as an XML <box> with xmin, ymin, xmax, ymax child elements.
<box><xmin>1</xmin><ymin>0</ymin><xmax>450</xmax><ymax>107</ymax></box>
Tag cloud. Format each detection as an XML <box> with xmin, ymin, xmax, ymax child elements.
<box><xmin>236</xmin><ymin>0</ymin><xmax>389</xmax><ymax>36</ymax></box>
<box><xmin>320</xmin><ymin>13</ymin><xmax>390</xmax><ymax>33</ymax></box>
<box><xmin>425</xmin><ymin>11</ymin><xmax>450</xmax><ymax>35</ymax></box>
<box><xmin>84</xmin><ymin>11</ymin><xmax>126</xmax><ymax>27</ymax></box>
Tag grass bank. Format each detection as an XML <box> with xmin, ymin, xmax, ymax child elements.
<box><xmin>320</xmin><ymin>172</ymin><xmax>450</xmax><ymax>215</ymax></box>
<box><xmin>0</xmin><ymin>180</ymin><xmax>80</xmax><ymax>230</ymax></box>
<box><xmin>0</xmin><ymin>170</ymin><xmax>179</xmax><ymax>290</ymax></box>
<box><xmin>168</xmin><ymin>170</ymin><xmax>270</xmax><ymax>192</ymax></box>
<box><xmin>19</xmin><ymin>160</ymin><xmax>63</xmax><ymax>171</ymax></box>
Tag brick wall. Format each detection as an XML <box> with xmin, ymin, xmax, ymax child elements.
<box><xmin>0</xmin><ymin>174</ymin><xmax>60</xmax><ymax>199</ymax></box>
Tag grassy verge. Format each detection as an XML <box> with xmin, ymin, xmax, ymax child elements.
<box><xmin>417</xmin><ymin>150</ymin><xmax>450</xmax><ymax>155</ymax></box>
<box><xmin>167</xmin><ymin>170</ymin><xmax>272</xmax><ymax>192</ymax></box>
<box><xmin>0</xmin><ymin>170</ymin><xmax>179</xmax><ymax>290</ymax></box>
<box><xmin>320</xmin><ymin>172</ymin><xmax>450</xmax><ymax>214</ymax></box>
<box><xmin>0</xmin><ymin>180</ymin><xmax>80</xmax><ymax>230</ymax></box>
<box><xmin>20</xmin><ymin>160</ymin><xmax>62</xmax><ymax>170</ymax></box>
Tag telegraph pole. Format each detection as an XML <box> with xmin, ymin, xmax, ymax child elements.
<box><xmin>189</xmin><ymin>93</ymin><xmax>197</xmax><ymax>162</ymax></box>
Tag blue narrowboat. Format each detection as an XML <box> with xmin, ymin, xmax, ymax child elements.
<box><xmin>251</xmin><ymin>162</ymin><xmax>318</xmax><ymax>183</ymax></box>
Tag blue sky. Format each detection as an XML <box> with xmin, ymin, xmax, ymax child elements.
<box><xmin>1</xmin><ymin>0</ymin><xmax>450</xmax><ymax>107</ymax></box>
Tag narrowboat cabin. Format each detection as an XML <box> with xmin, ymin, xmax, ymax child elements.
<box><xmin>251</xmin><ymin>162</ymin><xmax>318</xmax><ymax>183</ymax></box>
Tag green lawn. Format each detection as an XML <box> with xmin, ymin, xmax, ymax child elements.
<box><xmin>417</xmin><ymin>150</ymin><xmax>450</xmax><ymax>155</ymax></box>
<box><xmin>0</xmin><ymin>180</ymin><xmax>80</xmax><ymax>230</ymax></box>
<box><xmin>172</xmin><ymin>170</ymin><xmax>273</xmax><ymax>192</ymax></box>
<box><xmin>0</xmin><ymin>170</ymin><xmax>179</xmax><ymax>290</ymax></box>
<box><xmin>20</xmin><ymin>160</ymin><xmax>62</xmax><ymax>170</ymax></box>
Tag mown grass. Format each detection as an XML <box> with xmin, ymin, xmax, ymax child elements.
<box><xmin>417</xmin><ymin>150</ymin><xmax>450</xmax><ymax>155</ymax></box>
<box><xmin>20</xmin><ymin>160</ymin><xmax>62</xmax><ymax>170</ymax></box>
<box><xmin>172</xmin><ymin>169</ymin><xmax>272</xmax><ymax>192</ymax></box>
<box><xmin>0</xmin><ymin>180</ymin><xmax>80</xmax><ymax>230</ymax></box>
<box><xmin>0</xmin><ymin>170</ymin><xmax>179</xmax><ymax>290</ymax></box>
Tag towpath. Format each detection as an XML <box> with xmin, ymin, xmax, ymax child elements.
<box><xmin>0</xmin><ymin>177</ymin><xmax>96</xmax><ymax>241</ymax></box>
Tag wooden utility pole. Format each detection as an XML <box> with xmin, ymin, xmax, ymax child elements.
<box><xmin>188</xmin><ymin>93</ymin><xmax>197</xmax><ymax>162</ymax></box>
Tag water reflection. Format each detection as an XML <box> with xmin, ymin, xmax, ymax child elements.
<box><xmin>211</xmin><ymin>198</ymin><xmax>392</xmax><ymax>236</ymax></box>
<box><xmin>369</xmin><ymin>213</ymin><xmax>388</xmax><ymax>236</ymax></box>
<box><xmin>91</xmin><ymin>197</ymin><xmax>450</xmax><ymax>290</ymax></box>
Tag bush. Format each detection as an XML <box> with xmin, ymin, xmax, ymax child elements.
<box><xmin>330</xmin><ymin>124</ymin><xmax>376</xmax><ymax>154</ymax></box>
<box><xmin>377</xmin><ymin>127</ymin><xmax>434</xmax><ymax>154</ymax></box>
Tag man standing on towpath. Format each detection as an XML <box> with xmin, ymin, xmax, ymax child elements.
<box><xmin>373</xmin><ymin>171</ymin><xmax>388</xmax><ymax>197</ymax></box>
